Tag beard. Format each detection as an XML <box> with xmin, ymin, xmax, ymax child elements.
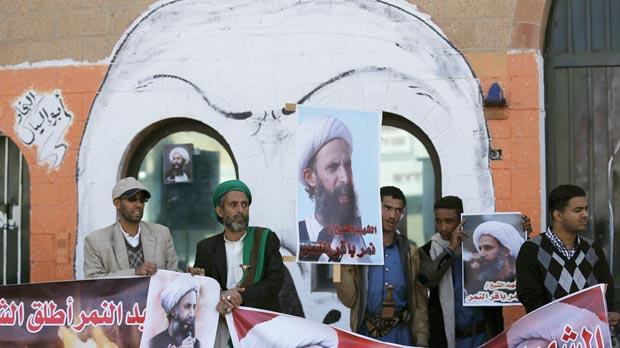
<box><xmin>170</xmin><ymin>315</ymin><xmax>195</xmax><ymax>343</ymax></box>
<box><xmin>314</xmin><ymin>180</ymin><xmax>359</xmax><ymax>226</ymax></box>
<box><xmin>477</xmin><ymin>256</ymin><xmax>506</xmax><ymax>282</ymax></box>
<box><xmin>224</xmin><ymin>212</ymin><xmax>249</xmax><ymax>232</ymax></box>
<box><xmin>171</xmin><ymin>162</ymin><xmax>186</xmax><ymax>174</ymax></box>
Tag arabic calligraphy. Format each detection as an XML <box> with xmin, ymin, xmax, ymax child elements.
<box><xmin>0</xmin><ymin>298</ymin><xmax>24</xmax><ymax>326</ymax></box>
<box><xmin>12</xmin><ymin>90</ymin><xmax>72</xmax><ymax>169</ymax></box>
<box><xmin>299</xmin><ymin>240</ymin><xmax>376</xmax><ymax>260</ymax></box>
<box><xmin>465</xmin><ymin>290</ymin><xmax>519</xmax><ymax>304</ymax></box>
<box><xmin>483</xmin><ymin>280</ymin><xmax>516</xmax><ymax>291</ymax></box>
<box><xmin>327</xmin><ymin>224</ymin><xmax>377</xmax><ymax>235</ymax></box>
<box><xmin>545</xmin><ymin>324</ymin><xmax>605</xmax><ymax>348</ymax></box>
<box><xmin>0</xmin><ymin>296</ymin><xmax>145</xmax><ymax>333</ymax></box>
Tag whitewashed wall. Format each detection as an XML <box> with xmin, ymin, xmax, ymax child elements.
<box><xmin>76</xmin><ymin>0</ymin><xmax>494</xmax><ymax>328</ymax></box>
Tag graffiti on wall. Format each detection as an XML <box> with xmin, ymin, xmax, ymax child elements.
<box><xmin>13</xmin><ymin>90</ymin><xmax>72</xmax><ymax>169</ymax></box>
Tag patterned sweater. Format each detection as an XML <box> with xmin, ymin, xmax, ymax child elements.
<box><xmin>516</xmin><ymin>232</ymin><xmax>615</xmax><ymax>313</ymax></box>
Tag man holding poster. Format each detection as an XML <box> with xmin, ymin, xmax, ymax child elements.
<box><xmin>296</xmin><ymin>106</ymin><xmax>382</xmax><ymax>265</ymax></box>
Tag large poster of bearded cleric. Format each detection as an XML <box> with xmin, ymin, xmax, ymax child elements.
<box><xmin>296</xmin><ymin>105</ymin><xmax>383</xmax><ymax>265</ymax></box>
<box><xmin>462</xmin><ymin>212</ymin><xmax>526</xmax><ymax>306</ymax></box>
<box><xmin>140</xmin><ymin>270</ymin><xmax>220</xmax><ymax>348</ymax></box>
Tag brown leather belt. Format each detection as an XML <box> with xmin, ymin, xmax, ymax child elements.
<box><xmin>364</xmin><ymin>310</ymin><xmax>410</xmax><ymax>338</ymax></box>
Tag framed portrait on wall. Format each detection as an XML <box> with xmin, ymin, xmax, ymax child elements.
<box><xmin>163</xmin><ymin>144</ymin><xmax>194</xmax><ymax>184</ymax></box>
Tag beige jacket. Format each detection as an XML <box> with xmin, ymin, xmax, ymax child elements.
<box><xmin>83</xmin><ymin>221</ymin><xmax>179</xmax><ymax>278</ymax></box>
<box><xmin>336</xmin><ymin>234</ymin><xmax>429</xmax><ymax>346</ymax></box>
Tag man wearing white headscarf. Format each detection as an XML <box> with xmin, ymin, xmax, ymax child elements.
<box><xmin>150</xmin><ymin>274</ymin><xmax>201</xmax><ymax>348</ymax></box>
<box><xmin>165</xmin><ymin>146</ymin><xmax>192</xmax><ymax>183</ymax></box>
<box><xmin>472</xmin><ymin>220</ymin><xmax>524</xmax><ymax>283</ymax></box>
<box><xmin>297</xmin><ymin>115</ymin><xmax>368</xmax><ymax>263</ymax></box>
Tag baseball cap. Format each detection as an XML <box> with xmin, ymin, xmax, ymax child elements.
<box><xmin>112</xmin><ymin>177</ymin><xmax>151</xmax><ymax>201</ymax></box>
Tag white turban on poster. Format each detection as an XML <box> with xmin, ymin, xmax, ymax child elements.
<box><xmin>297</xmin><ymin>115</ymin><xmax>353</xmax><ymax>183</ymax></box>
<box><xmin>169</xmin><ymin>146</ymin><xmax>190</xmax><ymax>162</ymax></box>
<box><xmin>160</xmin><ymin>274</ymin><xmax>199</xmax><ymax>314</ymax></box>
<box><xmin>473</xmin><ymin>221</ymin><xmax>524</xmax><ymax>257</ymax></box>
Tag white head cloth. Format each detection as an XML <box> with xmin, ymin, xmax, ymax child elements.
<box><xmin>160</xmin><ymin>274</ymin><xmax>199</xmax><ymax>314</ymax></box>
<box><xmin>169</xmin><ymin>146</ymin><xmax>190</xmax><ymax>162</ymax></box>
<box><xmin>297</xmin><ymin>115</ymin><xmax>353</xmax><ymax>184</ymax></box>
<box><xmin>473</xmin><ymin>220</ymin><xmax>524</xmax><ymax>257</ymax></box>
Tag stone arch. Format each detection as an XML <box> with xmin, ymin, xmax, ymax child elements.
<box><xmin>510</xmin><ymin>0</ymin><xmax>554</xmax><ymax>49</ymax></box>
<box><xmin>76</xmin><ymin>0</ymin><xmax>494</xmax><ymax>325</ymax></box>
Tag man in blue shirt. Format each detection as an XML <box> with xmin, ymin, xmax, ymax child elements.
<box><xmin>336</xmin><ymin>186</ymin><xmax>428</xmax><ymax>345</ymax></box>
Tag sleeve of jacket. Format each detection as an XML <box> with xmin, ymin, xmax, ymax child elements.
<box><xmin>516</xmin><ymin>241</ymin><xmax>547</xmax><ymax>313</ymax></box>
<box><xmin>418</xmin><ymin>244</ymin><xmax>453</xmax><ymax>288</ymax></box>
<box><xmin>593</xmin><ymin>243</ymin><xmax>615</xmax><ymax>311</ymax></box>
<box><xmin>335</xmin><ymin>265</ymin><xmax>358</xmax><ymax>308</ymax></box>
<box><xmin>83</xmin><ymin>234</ymin><xmax>135</xmax><ymax>279</ymax></box>
<box><xmin>410</xmin><ymin>244</ymin><xmax>429</xmax><ymax>347</ymax></box>
<box><xmin>242</xmin><ymin>231</ymin><xmax>285</xmax><ymax>307</ymax></box>
<box><xmin>163</xmin><ymin>226</ymin><xmax>180</xmax><ymax>272</ymax></box>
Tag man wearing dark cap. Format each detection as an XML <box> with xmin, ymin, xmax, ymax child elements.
<box><xmin>192</xmin><ymin>179</ymin><xmax>284</xmax><ymax>314</ymax></box>
<box><xmin>83</xmin><ymin>177</ymin><xmax>179</xmax><ymax>278</ymax></box>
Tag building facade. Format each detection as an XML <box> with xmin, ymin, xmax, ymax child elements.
<box><xmin>1</xmin><ymin>0</ymin><xmax>617</xmax><ymax>328</ymax></box>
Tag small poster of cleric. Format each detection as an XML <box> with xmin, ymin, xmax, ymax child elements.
<box><xmin>164</xmin><ymin>144</ymin><xmax>194</xmax><ymax>184</ymax></box>
<box><xmin>139</xmin><ymin>270</ymin><xmax>220</xmax><ymax>348</ymax></box>
<box><xmin>462</xmin><ymin>212</ymin><xmax>526</xmax><ymax>306</ymax></box>
<box><xmin>296</xmin><ymin>105</ymin><xmax>383</xmax><ymax>265</ymax></box>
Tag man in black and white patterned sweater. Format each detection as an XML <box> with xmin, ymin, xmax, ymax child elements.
<box><xmin>516</xmin><ymin>184</ymin><xmax>620</xmax><ymax>328</ymax></box>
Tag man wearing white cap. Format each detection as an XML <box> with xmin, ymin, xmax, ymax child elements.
<box><xmin>297</xmin><ymin>115</ymin><xmax>368</xmax><ymax>263</ymax></box>
<box><xmin>150</xmin><ymin>274</ymin><xmax>200</xmax><ymax>347</ymax></box>
<box><xmin>165</xmin><ymin>146</ymin><xmax>192</xmax><ymax>183</ymax></box>
<box><xmin>472</xmin><ymin>220</ymin><xmax>524</xmax><ymax>283</ymax></box>
<box><xmin>83</xmin><ymin>177</ymin><xmax>179</xmax><ymax>278</ymax></box>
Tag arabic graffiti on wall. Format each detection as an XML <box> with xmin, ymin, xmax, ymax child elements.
<box><xmin>12</xmin><ymin>90</ymin><xmax>72</xmax><ymax>170</ymax></box>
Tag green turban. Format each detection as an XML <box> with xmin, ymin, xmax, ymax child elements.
<box><xmin>212</xmin><ymin>179</ymin><xmax>252</xmax><ymax>209</ymax></box>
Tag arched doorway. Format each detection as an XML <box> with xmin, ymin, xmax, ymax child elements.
<box><xmin>545</xmin><ymin>0</ymin><xmax>620</xmax><ymax>307</ymax></box>
<box><xmin>120</xmin><ymin>118</ymin><xmax>237</xmax><ymax>270</ymax></box>
<box><xmin>0</xmin><ymin>134</ymin><xmax>30</xmax><ymax>285</ymax></box>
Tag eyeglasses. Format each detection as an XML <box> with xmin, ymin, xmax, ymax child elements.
<box><xmin>122</xmin><ymin>196</ymin><xmax>149</xmax><ymax>203</ymax></box>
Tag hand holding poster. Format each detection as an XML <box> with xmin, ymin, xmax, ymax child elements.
<box><xmin>296</xmin><ymin>105</ymin><xmax>383</xmax><ymax>265</ymax></box>
<box><xmin>482</xmin><ymin>284</ymin><xmax>612</xmax><ymax>348</ymax></box>
<box><xmin>461</xmin><ymin>212</ymin><xmax>526</xmax><ymax>306</ymax></box>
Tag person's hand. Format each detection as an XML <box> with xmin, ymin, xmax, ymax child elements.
<box><xmin>187</xmin><ymin>266</ymin><xmax>205</xmax><ymax>276</ymax></box>
<box><xmin>448</xmin><ymin>220</ymin><xmax>467</xmax><ymax>251</ymax></box>
<box><xmin>135</xmin><ymin>262</ymin><xmax>157</xmax><ymax>276</ymax></box>
<box><xmin>522</xmin><ymin>215</ymin><xmax>533</xmax><ymax>238</ymax></box>
<box><xmin>216</xmin><ymin>287</ymin><xmax>245</xmax><ymax>314</ymax></box>
<box><xmin>609</xmin><ymin>311</ymin><xmax>620</xmax><ymax>327</ymax></box>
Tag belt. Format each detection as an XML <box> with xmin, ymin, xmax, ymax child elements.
<box><xmin>455</xmin><ymin>320</ymin><xmax>486</xmax><ymax>339</ymax></box>
<box><xmin>364</xmin><ymin>309</ymin><xmax>410</xmax><ymax>338</ymax></box>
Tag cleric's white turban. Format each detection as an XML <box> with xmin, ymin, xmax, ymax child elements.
<box><xmin>473</xmin><ymin>220</ymin><xmax>524</xmax><ymax>257</ymax></box>
<box><xmin>169</xmin><ymin>146</ymin><xmax>190</xmax><ymax>162</ymax></box>
<box><xmin>160</xmin><ymin>274</ymin><xmax>199</xmax><ymax>315</ymax></box>
<box><xmin>297</xmin><ymin>116</ymin><xmax>353</xmax><ymax>184</ymax></box>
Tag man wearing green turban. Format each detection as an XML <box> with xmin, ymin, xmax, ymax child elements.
<box><xmin>192</xmin><ymin>180</ymin><xmax>284</xmax><ymax>315</ymax></box>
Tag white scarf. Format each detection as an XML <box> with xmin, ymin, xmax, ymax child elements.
<box><xmin>430</xmin><ymin>233</ymin><xmax>455</xmax><ymax>348</ymax></box>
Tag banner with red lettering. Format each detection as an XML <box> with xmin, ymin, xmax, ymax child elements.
<box><xmin>482</xmin><ymin>284</ymin><xmax>612</xmax><ymax>348</ymax></box>
<box><xmin>226</xmin><ymin>306</ymin><xmax>416</xmax><ymax>348</ymax></box>
<box><xmin>0</xmin><ymin>270</ymin><xmax>220</xmax><ymax>347</ymax></box>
